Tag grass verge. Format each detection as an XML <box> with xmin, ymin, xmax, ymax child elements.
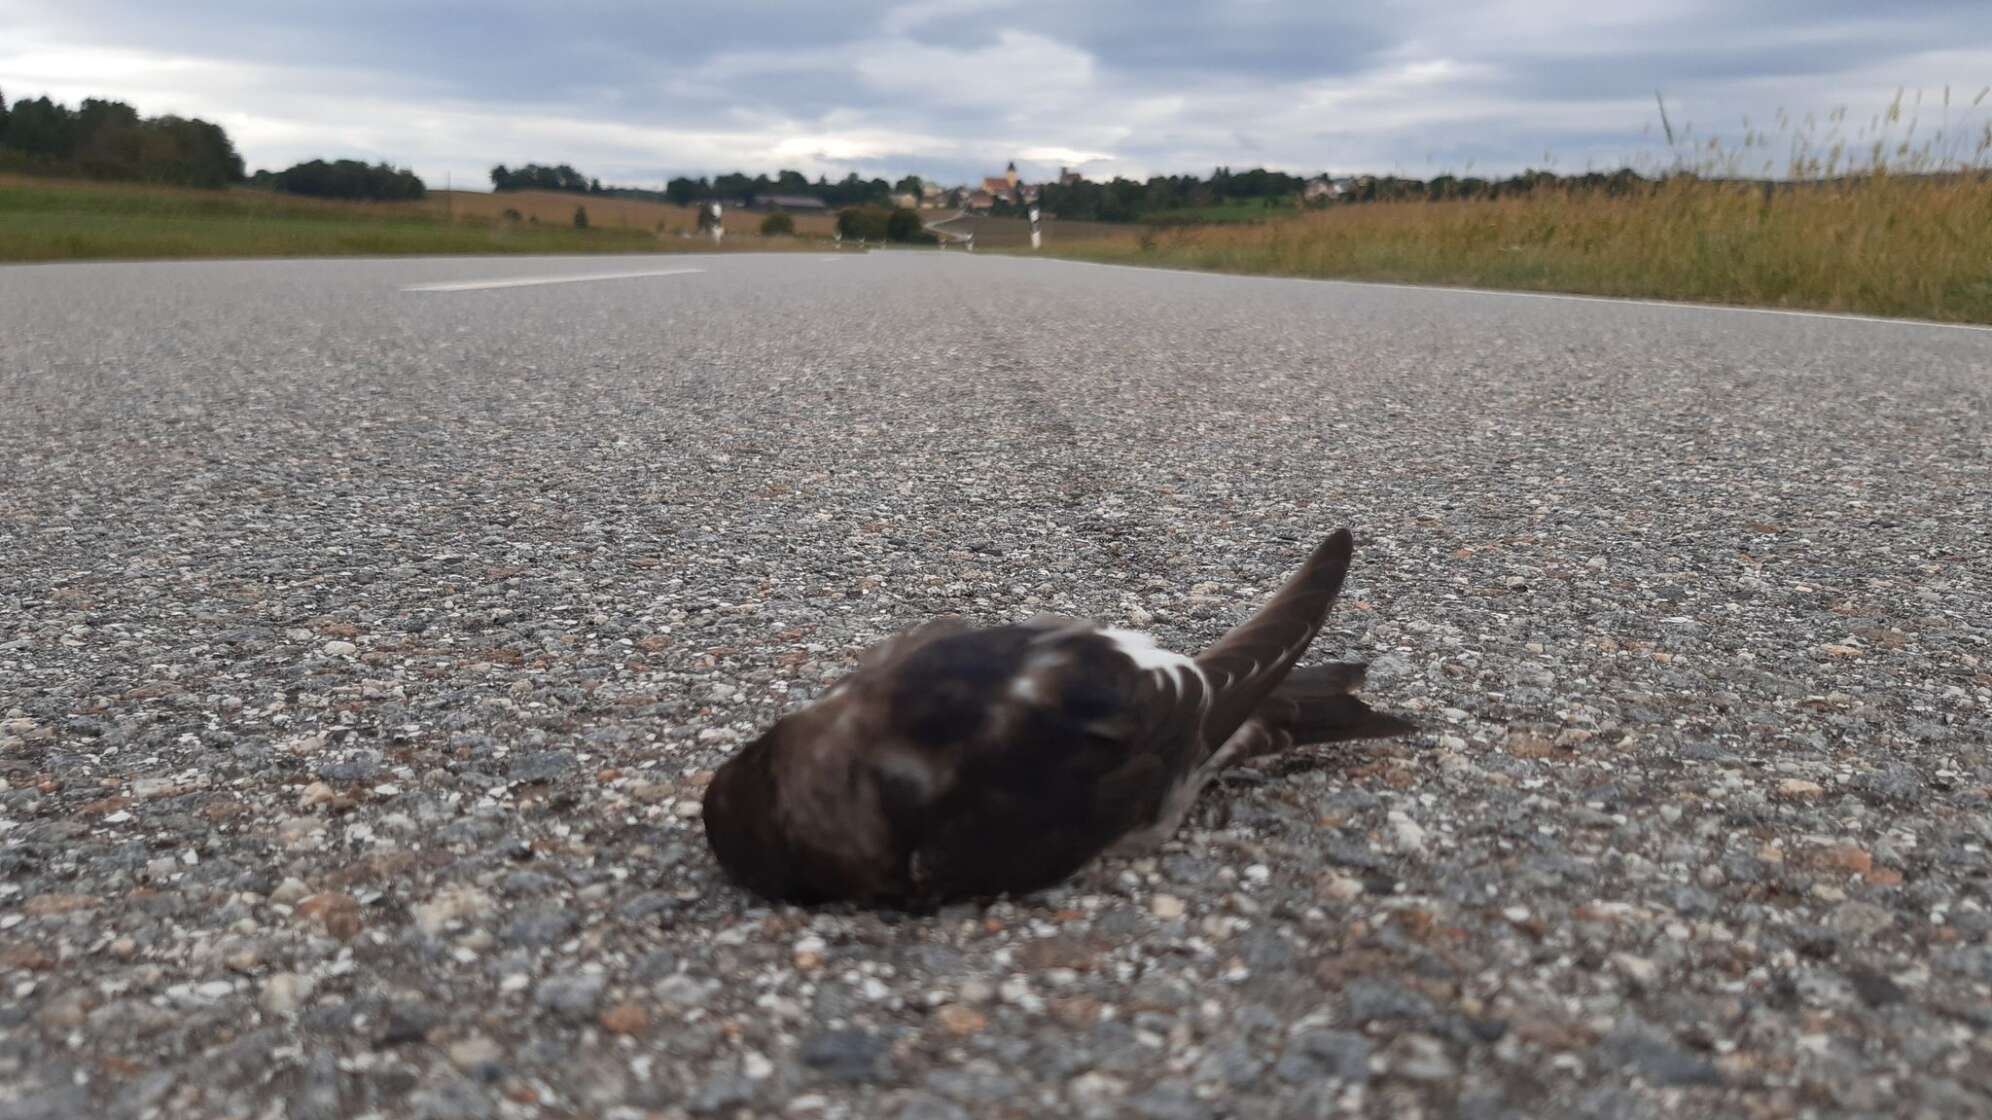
<box><xmin>1141</xmin><ymin>197</ymin><xmax>1298</xmax><ymax>224</ymax></box>
<box><xmin>1045</xmin><ymin>173</ymin><xmax>1992</xmax><ymax>324</ymax></box>
<box><xmin>1047</xmin><ymin>94</ymin><xmax>1992</xmax><ymax>324</ymax></box>
<box><xmin>427</xmin><ymin>190</ymin><xmax>840</xmax><ymax>238</ymax></box>
<box><xmin>0</xmin><ymin>175</ymin><xmax>825</xmax><ymax>262</ymax></box>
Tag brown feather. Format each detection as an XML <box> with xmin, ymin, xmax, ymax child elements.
<box><xmin>1193</xmin><ymin>529</ymin><xmax>1355</xmax><ymax>749</ymax></box>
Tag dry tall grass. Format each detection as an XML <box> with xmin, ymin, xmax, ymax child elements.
<box><xmin>1071</xmin><ymin>174</ymin><xmax>1992</xmax><ymax>322</ymax></box>
<box><xmin>1059</xmin><ymin>91</ymin><xmax>1992</xmax><ymax>324</ymax></box>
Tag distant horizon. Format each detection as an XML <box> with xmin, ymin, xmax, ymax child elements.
<box><xmin>2</xmin><ymin>84</ymin><xmax>1670</xmax><ymax>192</ymax></box>
<box><xmin>5</xmin><ymin>1</ymin><xmax>1990</xmax><ymax>190</ymax></box>
<box><xmin>9</xmin><ymin>83</ymin><xmax>1983</xmax><ymax>198</ymax></box>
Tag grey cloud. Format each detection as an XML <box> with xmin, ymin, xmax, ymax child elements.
<box><xmin>15</xmin><ymin>2</ymin><xmax>890</xmax><ymax>102</ymax></box>
<box><xmin>4</xmin><ymin>0</ymin><xmax>1989</xmax><ymax>182</ymax></box>
<box><xmin>1040</xmin><ymin>3</ymin><xmax>1395</xmax><ymax>80</ymax></box>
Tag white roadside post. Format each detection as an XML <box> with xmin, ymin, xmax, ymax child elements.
<box><xmin>1029</xmin><ymin>206</ymin><xmax>1041</xmax><ymax>251</ymax></box>
<box><xmin>965</xmin><ymin>233</ymin><xmax>974</xmax><ymax>253</ymax></box>
<box><xmin>709</xmin><ymin>201</ymin><xmax>724</xmax><ymax>244</ymax></box>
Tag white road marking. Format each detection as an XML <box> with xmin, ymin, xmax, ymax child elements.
<box><xmin>401</xmin><ymin>268</ymin><xmax>703</xmax><ymax>292</ymax></box>
<box><xmin>1029</xmin><ymin>257</ymin><xmax>1992</xmax><ymax>335</ymax></box>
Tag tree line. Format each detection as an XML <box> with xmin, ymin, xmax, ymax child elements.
<box><xmin>0</xmin><ymin>87</ymin><xmax>429</xmax><ymax>200</ymax></box>
<box><xmin>493</xmin><ymin>162</ymin><xmax>933</xmax><ymax>211</ymax></box>
<box><xmin>7</xmin><ymin>86</ymin><xmax>1659</xmax><ymax>222</ymax></box>
<box><xmin>1022</xmin><ymin>167</ymin><xmax>1307</xmax><ymax>221</ymax></box>
<box><xmin>665</xmin><ymin>171</ymin><xmax>921</xmax><ymax>209</ymax></box>
<box><xmin>1023</xmin><ymin>166</ymin><xmax>1651</xmax><ymax>222</ymax></box>
<box><xmin>1323</xmin><ymin>168</ymin><xmax>1648</xmax><ymax>203</ymax></box>
<box><xmin>0</xmin><ymin>88</ymin><xmax>243</xmax><ymax>188</ymax></box>
<box><xmin>248</xmin><ymin>160</ymin><xmax>426</xmax><ymax>200</ymax></box>
<box><xmin>483</xmin><ymin>159</ymin><xmax>1654</xmax><ymax>222</ymax></box>
<box><xmin>490</xmin><ymin>163</ymin><xmax>601</xmax><ymax>193</ymax></box>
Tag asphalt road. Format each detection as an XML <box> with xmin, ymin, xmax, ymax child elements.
<box><xmin>2</xmin><ymin>251</ymin><xmax>1989</xmax><ymax>1119</ymax></box>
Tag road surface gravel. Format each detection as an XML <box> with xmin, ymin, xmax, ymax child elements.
<box><xmin>2</xmin><ymin>252</ymin><xmax>1989</xmax><ymax>1118</ymax></box>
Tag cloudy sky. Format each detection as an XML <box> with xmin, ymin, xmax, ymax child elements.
<box><xmin>3</xmin><ymin>1</ymin><xmax>1989</xmax><ymax>189</ymax></box>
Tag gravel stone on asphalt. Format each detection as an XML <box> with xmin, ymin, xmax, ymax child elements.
<box><xmin>1</xmin><ymin>252</ymin><xmax>1989</xmax><ymax>1117</ymax></box>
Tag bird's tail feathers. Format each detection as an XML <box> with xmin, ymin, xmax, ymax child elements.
<box><xmin>1259</xmin><ymin>662</ymin><xmax>1417</xmax><ymax>748</ymax></box>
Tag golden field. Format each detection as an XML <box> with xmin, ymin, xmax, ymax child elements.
<box><xmin>424</xmin><ymin>190</ymin><xmax>840</xmax><ymax>237</ymax></box>
<box><xmin>1051</xmin><ymin>94</ymin><xmax>1992</xmax><ymax>324</ymax></box>
<box><xmin>0</xmin><ymin>175</ymin><xmax>839</xmax><ymax>261</ymax></box>
<box><xmin>1058</xmin><ymin>171</ymin><xmax>1992</xmax><ymax>324</ymax></box>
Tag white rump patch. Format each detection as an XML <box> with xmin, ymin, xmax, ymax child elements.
<box><xmin>1101</xmin><ymin>628</ymin><xmax>1204</xmax><ymax>691</ymax></box>
<box><xmin>1009</xmin><ymin>650</ymin><xmax>1067</xmax><ymax>706</ymax></box>
<box><xmin>872</xmin><ymin>747</ymin><xmax>941</xmax><ymax>803</ymax></box>
<box><xmin>1009</xmin><ymin>674</ymin><xmax>1046</xmax><ymax>704</ymax></box>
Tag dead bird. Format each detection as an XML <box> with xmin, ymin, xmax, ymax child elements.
<box><xmin>702</xmin><ymin>528</ymin><xmax>1412</xmax><ymax>906</ymax></box>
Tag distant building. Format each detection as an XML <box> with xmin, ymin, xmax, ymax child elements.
<box><xmin>965</xmin><ymin>190</ymin><xmax>997</xmax><ymax>210</ymax></box>
<box><xmin>1302</xmin><ymin>177</ymin><xmax>1342</xmax><ymax>203</ymax></box>
<box><xmin>1058</xmin><ymin>166</ymin><xmax>1084</xmax><ymax>185</ymax></box>
<box><xmin>890</xmin><ymin>192</ymin><xmax>919</xmax><ymax>209</ymax></box>
<box><xmin>978</xmin><ymin>160</ymin><xmax>1023</xmax><ymax>204</ymax></box>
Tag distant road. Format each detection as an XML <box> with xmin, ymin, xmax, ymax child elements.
<box><xmin>923</xmin><ymin>209</ymin><xmax>1126</xmax><ymax>246</ymax></box>
<box><xmin>921</xmin><ymin>208</ymin><xmax>973</xmax><ymax>244</ymax></box>
<box><xmin>2</xmin><ymin>251</ymin><xmax>1989</xmax><ymax>1118</ymax></box>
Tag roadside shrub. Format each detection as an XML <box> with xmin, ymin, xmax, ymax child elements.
<box><xmin>837</xmin><ymin>205</ymin><xmax>889</xmax><ymax>241</ymax></box>
<box><xmin>272</xmin><ymin>158</ymin><xmax>425</xmax><ymax>200</ymax></box>
<box><xmin>885</xmin><ymin>206</ymin><xmax>922</xmax><ymax>241</ymax></box>
<box><xmin>840</xmin><ymin>205</ymin><xmax>934</xmax><ymax>243</ymax></box>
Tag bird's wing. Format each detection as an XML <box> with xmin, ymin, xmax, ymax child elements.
<box><xmin>883</xmin><ymin>625</ymin><xmax>1216</xmax><ymax>901</ymax></box>
<box><xmin>1193</xmin><ymin>529</ymin><xmax>1356</xmax><ymax>747</ymax></box>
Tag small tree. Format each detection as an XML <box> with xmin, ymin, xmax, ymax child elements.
<box><xmin>272</xmin><ymin>158</ymin><xmax>423</xmax><ymax>201</ymax></box>
<box><xmin>837</xmin><ymin>206</ymin><xmax>890</xmax><ymax>241</ymax></box>
<box><xmin>759</xmin><ymin>211</ymin><xmax>795</xmax><ymax>236</ymax></box>
<box><xmin>572</xmin><ymin>205</ymin><xmax>589</xmax><ymax>229</ymax></box>
<box><xmin>885</xmin><ymin>206</ymin><xmax>922</xmax><ymax>242</ymax></box>
<box><xmin>665</xmin><ymin>176</ymin><xmax>703</xmax><ymax>206</ymax></box>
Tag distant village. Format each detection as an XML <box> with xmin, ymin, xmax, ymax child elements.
<box><xmin>925</xmin><ymin>161</ymin><xmax>1046</xmax><ymax>211</ymax></box>
<box><xmin>746</xmin><ymin>162</ymin><xmax>1048</xmax><ymax>214</ymax></box>
<box><xmin>746</xmin><ymin>160</ymin><xmax>1360</xmax><ymax>217</ymax></box>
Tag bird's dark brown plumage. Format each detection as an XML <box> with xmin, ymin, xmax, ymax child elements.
<box><xmin>701</xmin><ymin>529</ymin><xmax>1413</xmax><ymax>907</ymax></box>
